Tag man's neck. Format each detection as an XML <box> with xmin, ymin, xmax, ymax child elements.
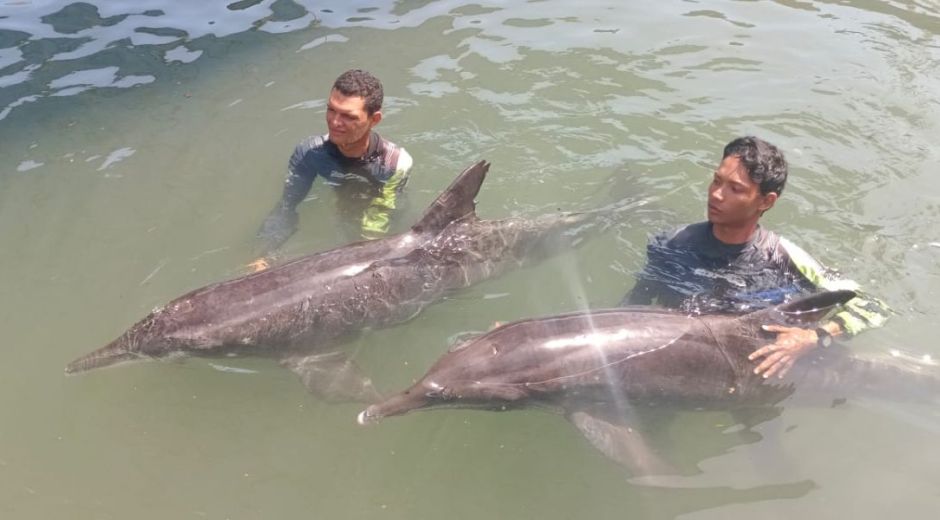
<box><xmin>335</xmin><ymin>133</ymin><xmax>372</xmax><ymax>159</ymax></box>
<box><xmin>711</xmin><ymin>221</ymin><xmax>759</xmax><ymax>245</ymax></box>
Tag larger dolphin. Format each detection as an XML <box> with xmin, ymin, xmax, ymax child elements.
<box><xmin>358</xmin><ymin>291</ymin><xmax>939</xmax><ymax>470</ymax></box>
<box><xmin>66</xmin><ymin>160</ymin><xmax>633</xmax><ymax>401</ymax></box>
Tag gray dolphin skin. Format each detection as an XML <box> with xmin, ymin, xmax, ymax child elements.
<box><xmin>66</xmin><ymin>160</ymin><xmax>629</xmax><ymax>401</ymax></box>
<box><xmin>358</xmin><ymin>291</ymin><xmax>939</xmax><ymax>470</ymax></box>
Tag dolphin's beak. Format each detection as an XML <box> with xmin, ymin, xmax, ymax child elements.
<box><xmin>356</xmin><ymin>389</ymin><xmax>429</xmax><ymax>426</ymax></box>
<box><xmin>65</xmin><ymin>338</ymin><xmax>140</xmax><ymax>374</ymax></box>
<box><xmin>357</xmin><ymin>408</ymin><xmax>380</xmax><ymax>426</ymax></box>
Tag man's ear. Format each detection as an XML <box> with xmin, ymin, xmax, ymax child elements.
<box><xmin>369</xmin><ymin>110</ymin><xmax>383</xmax><ymax>127</ymax></box>
<box><xmin>759</xmin><ymin>192</ymin><xmax>778</xmax><ymax>212</ymax></box>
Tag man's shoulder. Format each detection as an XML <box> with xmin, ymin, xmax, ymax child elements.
<box><xmin>775</xmin><ymin>234</ymin><xmax>817</xmax><ymax>266</ymax></box>
<box><xmin>288</xmin><ymin>134</ymin><xmax>337</xmax><ymax>177</ymax></box>
<box><xmin>372</xmin><ymin>133</ymin><xmax>413</xmax><ymax>174</ymax></box>
<box><xmin>379</xmin><ymin>135</ymin><xmax>411</xmax><ymax>162</ymax></box>
<box><xmin>653</xmin><ymin>222</ymin><xmax>710</xmax><ymax>247</ymax></box>
<box><xmin>395</xmin><ymin>147</ymin><xmax>414</xmax><ymax>172</ymax></box>
<box><xmin>752</xmin><ymin>225</ymin><xmax>784</xmax><ymax>250</ymax></box>
<box><xmin>294</xmin><ymin>134</ymin><xmax>331</xmax><ymax>154</ymax></box>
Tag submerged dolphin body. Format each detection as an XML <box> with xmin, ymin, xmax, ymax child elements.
<box><xmin>359</xmin><ymin>291</ymin><xmax>939</xmax><ymax>470</ymax></box>
<box><xmin>66</xmin><ymin>160</ymin><xmax>629</xmax><ymax>401</ymax></box>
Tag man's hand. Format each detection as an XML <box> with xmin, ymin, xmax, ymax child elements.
<box><xmin>248</xmin><ymin>257</ymin><xmax>271</xmax><ymax>272</ymax></box>
<box><xmin>748</xmin><ymin>325</ymin><xmax>818</xmax><ymax>379</ymax></box>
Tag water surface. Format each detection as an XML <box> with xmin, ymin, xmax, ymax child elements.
<box><xmin>2</xmin><ymin>1</ymin><xmax>939</xmax><ymax>518</ymax></box>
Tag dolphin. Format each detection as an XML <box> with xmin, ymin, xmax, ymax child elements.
<box><xmin>66</xmin><ymin>160</ymin><xmax>633</xmax><ymax>401</ymax></box>
<box><xmin>358</xmin><ymin>291</ymin><xmax>939</xmax><ymax>471</ymax></box>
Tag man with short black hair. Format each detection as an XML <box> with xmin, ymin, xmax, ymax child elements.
<box><xmin>253</xmin><ymin>69</ymin><xmax>413</xmax><ymax>270</ymax></box>
<box><xmin>623</xmin><ymin>136</ymin><xmax>889</xmax><ymax>378</ymax></box>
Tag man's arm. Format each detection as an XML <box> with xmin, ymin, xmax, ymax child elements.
<box><xmin>749</xmin><ymin>237</ymin><xmax>891</xmax><ymax>378</ymax></box>
<box><xmin>360</xmin><ymin>150</ymin><xmax>412</xmax><ymax>239</ymax></box>
<box><xmin>779</xmin><ymin>237</ymin><xmax>891</xmax><ymax>334</ymax></box>
<box><xmin>619</xmin><ymin>232</ymin><xmax>673</xmax><ymax>307</ymax></box>
<box><xmin>256</xmin><ymin>145</ymin><xmax>316</xmax><ymax>261</ymax></box>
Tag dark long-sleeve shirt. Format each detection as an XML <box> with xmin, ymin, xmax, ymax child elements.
<box><xmin>622</xmin><ymin>222</ymin><xmax>889</xmax><ymax>334</ymax></box>
<box><xmin>258</xmin><ymin>132</ymin><xmax>413</xmax><ymax>252</ymax></box>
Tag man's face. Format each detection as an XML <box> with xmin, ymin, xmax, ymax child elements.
<box><xmin>325</xmin><ymin>89</ymin><xmax>381</xmax><ymax>149</ymax></box>
<box><xmin>707</xmin><ymin>155</ymin><xmax>776</xmax><ymax>226</ymax></box>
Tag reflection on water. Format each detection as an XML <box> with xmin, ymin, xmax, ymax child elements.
<box><xmin>1</xmin><ymin>1</ymin><xmax>289</xmax><ymax>119</ymax></box>
<box><xmin>0</xmin><ymin>0</ymin><xmax>443</xmax><ymax>120</ymax></box>
<box><xmin>2</xmin><ymin>1</ymin><xmax>940</xmax><ymax>519</ymax></box>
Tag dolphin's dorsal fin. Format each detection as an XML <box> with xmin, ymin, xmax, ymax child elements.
<box><xmin>411</xmin><ymin>160</ymin><xmax>489</xmax><ymax>234</ymax></box>
<box><xmin>738</xmin><ymin>289</ymin><xmax>857</xmax><ymax>329</ymax></box>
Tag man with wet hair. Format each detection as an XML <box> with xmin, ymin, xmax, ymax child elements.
<box><xmin>252</xmin><ymin>69</ymin><xmax>413</xmax><ymax>270</ymax></box>
<box><xmin>622</xmin><ymin>136</ymin><xmax>889</xmax><ymax>378</ymax></box>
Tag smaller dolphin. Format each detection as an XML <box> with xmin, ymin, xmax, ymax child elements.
<box><xmin>359</xmin><ymin>291</ymin><xmax>939</xmax><ymax>472</ymax></box>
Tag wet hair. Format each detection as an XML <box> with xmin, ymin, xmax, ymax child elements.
<box><xmin>332</xmin><ymin>69</ymin><xmax>384</xmax><ymax>115</ymax></box>
<box><xmin>722</xmin><ymin>136</ymin><xmax>788</xmax><ymax>196</ymax></box>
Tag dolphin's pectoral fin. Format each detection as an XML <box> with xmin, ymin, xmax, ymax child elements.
<box><xmin>567</xmin><ymin>410</ymin><xmax>675</xmax><ymax>476</ymax></box>
<box><xmin>728</xmin><ymin>406</ymin><xmax>785</xmax><ymax>433</ymax></box>
<box><xmin>280</xmin><ymin>351</ymin><xmax>382</xmax><ymax>404</ymax></box>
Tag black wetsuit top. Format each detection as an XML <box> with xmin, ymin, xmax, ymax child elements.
<box><xmin>258</xmin><ymin>132</ymin><xmax>413</xmax><ymax>252</ymax></box>
<box><xmin>622</xmin><ymin>222</ymin><xmax>889</xmax><ymax>333</ymax></box>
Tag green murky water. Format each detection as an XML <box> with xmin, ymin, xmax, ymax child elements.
<box><xmin>2</xmin><ymin>1</ymin><xmax>939</xmax><ymax>518</ymax></box>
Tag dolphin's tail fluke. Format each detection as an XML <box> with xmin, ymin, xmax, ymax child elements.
<box><xmin>411</xmin><ymin>160</ymin><xmax>489</xmax><ymax>234</ymax></box>
<box><xmin>65</xmin><ymin>335</ymin><xmax>140</xmax><ymax>374</ymax></box>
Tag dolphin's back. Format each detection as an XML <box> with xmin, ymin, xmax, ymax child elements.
<box><xmin>443</xmin><ymin>308</ymin><xmax>740</xmax><ymax>404</ymax></box>
<box><xmin>150</xmin><ymin>163</ymin><xmax>495</xmax><ymax>349</ymax></box>
<box><xmin>66</xmin><ymin>161</ymin><xmax>495</xmax><ymax>373</ymax></box>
